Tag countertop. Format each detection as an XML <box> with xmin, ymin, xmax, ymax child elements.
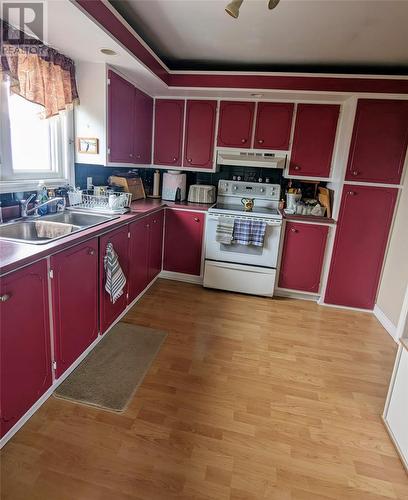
<box><xmin>0</xmin><ymin>199</ymin><xmax>214</xmax><ymax>276</ymax></box>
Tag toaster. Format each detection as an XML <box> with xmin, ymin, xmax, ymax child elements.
<box><xmin>187</xmin><ymin>184</ymin><xmax>216</xmax><ymax>204</ymax></box>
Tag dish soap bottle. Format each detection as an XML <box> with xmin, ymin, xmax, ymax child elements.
<box><xmin>36</xmin><ymin>180</ymin><xmax>48</xmax><ymax>216</ymax></box>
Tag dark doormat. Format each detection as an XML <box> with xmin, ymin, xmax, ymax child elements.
<box><xmin>54</xmin><ymin>322</ymin><xmax>167</xmax><ymax>412</ymax></box>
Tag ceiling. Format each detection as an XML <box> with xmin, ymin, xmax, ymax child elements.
<box><xmin>109</xmin><ymin>0</ymin><xmax>408</xmax><ymax>74</ymax></box>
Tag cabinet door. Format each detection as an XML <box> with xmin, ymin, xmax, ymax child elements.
<box><xmin>289</xmin><ymin>104</ymin><xmax>340</xmax><ymax>177</ymax></box>
<box><xmin>217</xmin><ymin>101</ymin><xmax>255</xmax><ymax>148</ymax></box>
<box><xmin>184</xmin><ymin>100</ymin><xmax>216</xmax><ymax>169</ymax></box>
<box><xmin>108</xmin><ymin>70</ymin><xmax>135</xmax><ymax>163</ymax></box>
<box><xmin>325</xmin><ymin>185</ymin><xmax>397</xmax><ymax>309</ymax></box>
<box><xmin>133</xmin><ymin>88</ymin><xmax>153</xmax><ymax>164</ymax></box>
<box><xmin>346</xmin><ymin>99</ymin><xmax>408</xmax><ymax>184</ymax></box>
<box><xmin>278</xmin><ymin>222</ymin><xmax>329</xmax><ymax>293</ymax></box>
<box><xmin>254</xmin><ymin>102</ymin><xmax>294</xmax><ymax>150</ymax></box>
<box><xmin>0</xmin><ymin>260</ymin><xmax>52</xmax><ymax>437</ymax></box>
<box><xmin>149</xmin><ymin>210</ymin><xmax>164</xmax><ymax>281</ymax></box>
<box><xmin>163</xmin><ymin>210</ymin><xmax>204</xmax><ymax>276</ymax></box>
<box><xmin>51</xmin><ymin>239</ymin><xmax>99</xmax><ymax>378</ymax></box>
<box><xmin>128</xmin><ymin>217</ymin><xmax>150</xmax><ymax>302</ymax></box>
<box><xmin>153</xmin><ymin>99</ymin><xmax>184</xmax><ymax>166</ymax></box>
<box><xmin>100</xmin><ymin>226</ymin><xmax>129</xmax><ymax>333</ymax></box>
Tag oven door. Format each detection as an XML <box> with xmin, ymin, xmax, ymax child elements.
<box><xmin>205</xmin><ymin>213</ymin><xmax>282</xmax><ymax>268</ymax></box>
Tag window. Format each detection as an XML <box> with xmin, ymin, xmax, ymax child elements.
<box><xmin>0</xmin><ymin>80</ymin><xmax>74</xmax><ymax>193</ymax></box>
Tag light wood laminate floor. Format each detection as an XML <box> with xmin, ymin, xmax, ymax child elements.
<box><xmin>1</xmin><ymin>279</ymin><xmax>407</xmax><ymax>500</ymax></box>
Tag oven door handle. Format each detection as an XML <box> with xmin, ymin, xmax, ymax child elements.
<box><xmin>208</xmin><ymin>214</ymin><xmax>282</xmax><ymax>226</ymax></box>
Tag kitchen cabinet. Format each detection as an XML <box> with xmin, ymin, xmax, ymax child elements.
<box><xmin>50</xmin><ymin>239</ymin><xmax>99</xmax><ymax>378</ymax></box>
<box><xmin>154</xmin><ymin>99</ymin><xmax>184</xmax><ymax>166</ymax></box>
<box><xmin>289</xmin><ymin>103</ymin><xmax>340</xmax><ymax>177</ymax></box>
<box><xmin>0</xmin><ymin>260</ymin><xmax>52</xmax><ymax>438</ymax></box>
<box><xmin>217</xmin><ymin>101</ymin><xmax>255</xmax><ymax>148</ymax></box>
<box><xmin>254</xmin><ymin>102</ymin><xmax>294</xmax><ymax>150</ymax></box>
<box><xmin>133</xmin><ymin>87</ymin><xmax>153</xmax><ymax>164</ymax></box>
<box><xmin>278</xmin><ymin>222</ymin><xmax>329</xmax><ymax>293</ymax></box>
<box><xmin>325</xmin><ymin>185</ymin><xmax>397</xmax><ymax>309</ymax></box>
<box><xmin>184</xmin><ymin>100</ymin><xmax>217</xmax><ymax>169</ymax></box>
<box><xmin>108</xmin><ymin>70</ymin><xmax>135</xmax><ymax>163</ymax></box>
<box><xmin>163</xmin><ymin>209</ymin><xmax>204</xmax><ymax>276</ymax></box>
<box><xmin>149</xmin><ymin>210</ymin><xmax>164</xmax><ymax>282</ymax></box>
<box><xmin>100</xmin><ymin>226</ymin><xmax>129</xmax><ymax>333</ymax></box>
<box><xmin>128</xmin><ymin>216</ymin><xmax>150</xmax><ymax>302</ymax></box>
<box><xmin>346</xmin><ymin>99</ymin><xmax>408</xmax><ymax>184</ymax></box>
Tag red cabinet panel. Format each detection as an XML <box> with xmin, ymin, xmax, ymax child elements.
<box><xmin>254</xmin><ymin>102</ymin><xmax>294</xmax><ymax>150</ymax></box>
<box><xmin>163</xmin><ymin>209</ymin><xmax>204</xmax><ymax>276</ymax></box>
<box><xmin>128</xmin><ymin>216</ymin><xmax>150</xmax><ymax>302</ymax></box>
<box><xmin>184</xmin><ymin>100</ymin><xmax>216</xmax><ymax>169</ymax></box>
<box><xmin>100</xmin><ymin>226</ymin><xmax>129</xmax><ymax>333</ymax></box>
<box><xmin>217</xmin><ymin>101</ymin><xmax>255</xmax><ymax>148</ymax></box>
<box><xmin>325</xmin><ymin>185</ymin><xmax>397</xmax><ymax>309</ymax></box>
<box><xmin>108</xmin><ymin>70</ymin><xmax>135</xmax><ymax>163</ymax></box>
<box><xmin>51</xmin><ymin>239</ymin><xmax>99</xmax><ymax>378</ymax></box>
<box><xmin>278</xmin><ymin>222</ymin><xmax>329</xmax><ymax>293</ymax></box>
<box><xmin>149</xmin><ymin>210</ymin><xmax>164</xmax><ymax>281</ymax></box>
<box><xmin>1</xmin><ymin>260</ymin><xmax>52</xmax><ymax>437</ymax></box>
<box><xmin>133</xmin><ymin>87</ymin><xmax>153</xmax><ymax>164</ymax></box>
<box><xmin>154</xmin><ymin>99</ymin><xmax>184</xmax><ymax>166</ymax></box>
<box><xmin>289</xmin><ymin>104</ymin><xmax>340</xmax><ymax>177</ymax></box>
<box><xmin>346</xmin><ymin>99</ymin><xmax>408</xmax><ymax>184</ymax></box>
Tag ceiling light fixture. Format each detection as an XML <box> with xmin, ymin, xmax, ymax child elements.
<box><xmin>225</xmin><ymin>0</ymin><xmax>243</xmax><ymax>19</ymax></box>
<box><xmin>225</xmin><ymin>0</ymin><xmax>280</xmax><ymax>19</ymax></box>
<box><xmin>100</xmin><ymin>48</ymin><xmax>117</xmax><ymax>56</ymax></box>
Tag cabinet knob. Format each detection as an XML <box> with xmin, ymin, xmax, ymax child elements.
<box><xmin>294</xmin><ymin>165</ymin><xmax>301</xmax><ymax>171</ymax></box>
<box><xmin>153</xmin><ymin>219</ymin><xmax>157</xmax><ymax>224</ymax></box>
<box><xmin>352</xmin><ymin>170</ymin><xmax>360</xmax><ymax>176</ymax></box>
<box><xmin>136</xmin><ymin>154</ymin><xmax>141</xmax><ymax>159</ymax></box>
<box><xmin>88</xmin><ymin>248</ymin><xmax>95</xmax><ymax>256</ymax></box>
<box><xmin>241</xmin><ymin>138</ymin><xmax>247</xmax><ymax>143</ymax></box>
<box><xmin>194</xmin><ymin>217</ymin><xmax>200</xmax><ymax>222</ymax></box>
<box><xmin>347</xmin><ymin>191</ymin><xmax>356</xmax><ymax>196</ymax></box>
<box><xmin>146</xmin><ymin>223</ymin><xmax>150</xmax><ymax>228</ymax></box>
<box><xmin>188</xmin><ymin>158</ymin><xmax>192</xmax><ymax>163</ymax></box>
<box><xmin>291</xmin><ymin>228</ymin><xmax>298</xmax><ymax>233</ymax></box>
<box><xmin>258</xmin><ymin>139</ymin><xmax>264</xmax><ymax>144</ymax></box>
<box><xmin>173</xmin><ymin>157</ymin><xmax>177</xmax><ymax>162</ymax></box>
<box><xmin>129</xmin><ymin>153</ymin><xmax>133</xmax><ymax>158</ymax></box>
<box><xmin>0</xmin><ymin>293</ymin><xmax>11</xmax><ymax>302</ymax></box>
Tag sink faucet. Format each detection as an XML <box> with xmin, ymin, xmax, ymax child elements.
<box><xmin>21</xmin><ymin>195</ymin><xmax>65</xmax><ymax>217</ymax></box>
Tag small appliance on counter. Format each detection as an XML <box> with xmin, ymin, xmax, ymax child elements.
<box><xmin>162</xmin><ymin>171</ymin><xmax>187</xmax><ymax>201</ymax></box>
<box><xmin>187</xmin><ymin>184</ymin><xmax>216</xmax><ymax>204</ymax></box>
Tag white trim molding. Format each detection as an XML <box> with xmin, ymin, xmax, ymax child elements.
<box><xmin>374</xmin><ymin>304</ymin><xmax>398</xmax><ymax>341</ymax></box>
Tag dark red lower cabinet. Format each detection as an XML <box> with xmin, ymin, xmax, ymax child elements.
<box><xmin>128</xmin><ymin>216</ymin><xmax>150</xmax><ymax>302</ymax></box>
<box><xmin>51</xmin><ymin>239</ymin><xmax>99</xmax><ymax>378</ymax></box>
<box><xmin>0</xmin><ymin>260</ymin><xmax>52</xmax><ymax>437</ymax></box>
<box><xmin>325</xmin><ymin>185</ymin><xmax>397</xmax><ymax>309</ymax></box>
<box><xmin>278</xmin><ymin>222</ymin><xmax>329</xmax><ymax>293</ymax></box>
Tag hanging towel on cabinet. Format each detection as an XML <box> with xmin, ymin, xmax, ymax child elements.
<box><xmin>233</xmin><ymin>219</ymin><xmax>267</xmax><ymax>247</ymax></box>
<box><xmin>104</xmin><ymin>242</ymin><xmax>126</xmax><ymax>303</ymax></box>
<box><xmin>216</xmin><ymin>216</ymin><xmax>234</xmax><ymax>244</ymax></box>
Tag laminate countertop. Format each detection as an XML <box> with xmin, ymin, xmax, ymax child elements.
<box><xmin>0</xmin><ymin>199</ymin><xmax>214</xmax><ymax>276</ymax></box>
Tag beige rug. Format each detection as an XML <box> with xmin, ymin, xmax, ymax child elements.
<box><xmin>54</xmin><ymin>322</ymin><xmax>167</xmax><ymax>412</ymax></box>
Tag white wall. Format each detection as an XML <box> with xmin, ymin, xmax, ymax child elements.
<box><xmin>74</xmin><ymin>62</ymin><xmax>107</xmax><ymax>166</ymax></box>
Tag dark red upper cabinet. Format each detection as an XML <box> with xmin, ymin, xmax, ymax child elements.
<box><xmin>51</xmin><ymin>239</ymin><xmax>99</xmax><ymax>379</ymax></box>
<box><xmin>1</xmin><ymin>260</ymin><xmax>52</xmax><ymax>437</ymax></box>
<box><xmin>278</xmin><ymin>222</ymin><xmax>329</xmax><ymax>293</ymax></box>
<box><xmin>133</xmin><ymin>88</ymin><xmax>153</xmax><ymax>164</ymax></box>
<box><xmin>325</xmin><ymin>185</ymin><xmax>397</xmax><ymax>310</ymax></box>
<box><xmin>346</xmin><ymin>99</ymin><xmax>408</xmax><ymax>184</ymax></box>
<box><xmin>184</xmin><ymin>100</ymin><xmax>217</xmax><ymax>169</ymax></box>
<box><xmin>154</xmin><ymin>99</ymin><xmax>184</xmax><ymax>166</ymax></box>
<box><xmin>254</xmin><ymin>102</ymin><xmax>294</xmax><ymax>150</ymax></box>
<box><xmin>108</xmin><ymin>70</ymin><xmax>135</xmax><ymax>163</ymax></box>
<box><xmin>217</xmin><ymin>101</ymin><xmax>255</xmax><ymax>148</ymax></box>
<box><xmin>289</xmin><ymin>104</ymin><xmax>340</xmax><ymax>177</ymax></box>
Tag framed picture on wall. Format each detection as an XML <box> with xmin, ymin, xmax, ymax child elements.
<box><xmin>77</xmin><ymin>137</ymin><xmax>99</xmax><ymax>154</ymax></box>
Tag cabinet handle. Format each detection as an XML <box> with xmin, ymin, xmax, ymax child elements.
<box><xmin>347</xmin><ymin>191</ymin><xmax>356</xmax><ymax>196</ymax></box>
<box><xmin>294</xmin><ymin>165</ymin><xmax>301</xmax><ymax>171</ymax></box>
<box><xmin>258</xmin><ymin>139</ymin><xmax>264</xmax><ymax>144</ymax></box>
<box><xmin>241</xmin><ymin>138</ymin><xmax>247</xmax><ymax>143</ymax></box>
<box><xmin>88</xmin><ymin>248</ymin><xmax>95</xmax><ymax>256</ymax></box>
<box><xmin>352</xmin><ymin>170</ymin><xmax>360</xmax><ymax>176</ymax></box>
<box><xmin>0</xmin><ymin>294</ymin><xmax>10</xmax><ymax>302</ymax></box>
<box><xmin>194</xmin><ymin>217</ymin><xmax>200</xmax><ymax>222</ymax></box>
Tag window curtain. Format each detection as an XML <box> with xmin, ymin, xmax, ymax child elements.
<box><xmin>0</xmin><ymin>20</ymin><xmax>79</xmax><ymax>118</ymax></box>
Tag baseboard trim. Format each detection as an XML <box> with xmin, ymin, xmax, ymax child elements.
<box><xmin>374</xmin><ymin>305</ymin><xmax>398</xmax><ymax>341</ymax></box>
<box><xmin>274</xmin><ymin>288</ymin><xmax>319</xmax><ymax>301</ymax></box>
<box><xmin>159</xmin><ymin>270</ymin><xmax>203</xmax><ymax>284</ymax></box>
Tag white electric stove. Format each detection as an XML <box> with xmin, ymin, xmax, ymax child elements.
<box><xmin>204</xmin><ymin>180</ymin><xmax>282</xmax><ymax>297</ymax></box>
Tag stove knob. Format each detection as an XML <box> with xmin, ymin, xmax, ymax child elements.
<box><xmin>260</xmin><ymin>188</ymin><xmax>264</xmax><ymax>193</ymax></box>
<box><xmin>233</xmin><ymin>186</ymin><xmax>238</xmax><ymax>191</ymax></box>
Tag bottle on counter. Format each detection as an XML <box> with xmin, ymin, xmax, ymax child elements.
<box><xmin>36</xmin><ymin>180</ymin><xmax>48</xmax><ymax>215</ymax></box>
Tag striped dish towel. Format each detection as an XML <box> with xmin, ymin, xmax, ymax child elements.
<box><xmin>233</xmin><ymin>219</ymin><xmax>267</xmax><ymax>247</ymax></box>
<box><xmin>216</xmin><ymin>216</ymin><xmax>234</xmax><ymax>244</ymax></box>
<box><xmin>104</xmin><ymin>242</ymin><xmax>126</xmax><ymax>303</ymax></box>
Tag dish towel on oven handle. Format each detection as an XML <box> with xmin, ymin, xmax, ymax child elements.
<box><xmin>216</xmin><ymin>215</ymin><xmax>234</xmax><ymax>244</ymax></box>
<box><xmin>233</xmin><ymin>219</ymin><xmax>267</xmax><ymax>247</ymax></box>
<box><xmin>104</xmin><ymin>242</ymin><xmax>126</xmax><ymax>303</ymax></box>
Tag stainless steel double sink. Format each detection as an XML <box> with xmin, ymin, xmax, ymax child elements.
<box><xmin>0</xmin><ymin>211</ymin><xmax>120</xmax><ymax>245</ymax></box>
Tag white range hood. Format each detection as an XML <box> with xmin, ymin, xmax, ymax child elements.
<box><xmin>217</xmin><ymin>151</ymin><xmax>286</xmax><ymax>169</ymax></box>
